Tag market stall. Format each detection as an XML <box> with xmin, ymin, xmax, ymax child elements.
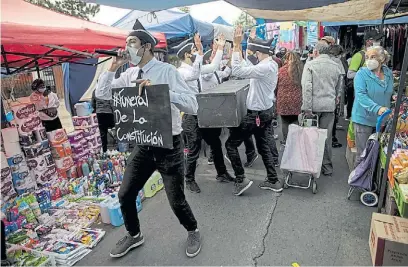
<box><xmin>377</xmin><ymin>0</ymin><xmax>408</xmax><ymax>218</ymax></box>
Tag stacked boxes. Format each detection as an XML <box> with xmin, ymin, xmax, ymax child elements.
<box><xmin>46</xmin><ymin>129</ymin><xmax>74</xmax><ymax>179</ymax></box>
<box><xmin>72</xmin><ymin>114</ymin><xmax>102</xmax><ymax>157</ymax></box>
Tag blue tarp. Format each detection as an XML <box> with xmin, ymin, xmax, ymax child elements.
<box><xmin>212</xmin><ymin>16</ymin><xmax>232</xmax><ymax>26</ymax></box>
<box><xmin>84</xmin><ymin>0</ymin><xmax>348</xmax><ymax>12</ymax></box>
<box><xmin>322</xmin><ymin>16</ymin><xmax>408</xmax><ymax>26</ymax></box>
<box><xmin>64</xmin><ymin>59</ymin><xmax>97</xmax><ymax>114</ymax></box>
<box><xmin>113</xmin><ymin>10</ymin><xmax>214</xmax><ymax>44</ymax></box>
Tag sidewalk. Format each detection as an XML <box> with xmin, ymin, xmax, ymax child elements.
<box><xmin>79</xmin><ymin>123</ymin><xmax>373</xmax><ymax>266</ymax></box>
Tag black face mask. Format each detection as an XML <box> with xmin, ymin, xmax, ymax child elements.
<box><xmin>190</xmin><ymin>53</ymin><xmax>197</xmax><ymax>63</ymax></box>
<box><xmin>247</xmin><ymin>54</ymin><xmax>259</xmax><ymax>65</ymax></box>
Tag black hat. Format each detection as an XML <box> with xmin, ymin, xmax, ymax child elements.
<box><xmin>365</xmin><ymin>30</ymin><xmax>382</xmax><ymax>41</ymax></box>
<box><xmin>203</xmin><ymin>49</ymin><xmax>212</xmax><ymax>64</ymax></box>
<box><xmin>176</xmin><ymin>40</ymin><xmax>194</xmax><ymax>59</ymax></box>
<box><xmin>31</xmin><ymin>79</ymin><xmax>44</xmax><ymax>91</ymax></box>
<box><xmin>247</xmin><ymin>38</ymin><xmax>274</xmax><ymax>54</ymax></box>
<box><xmin>127</xmin><ymin>19</ymin><xmax>158</xmax><ymax>47</ymax></box>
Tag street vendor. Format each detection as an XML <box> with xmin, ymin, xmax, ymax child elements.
<box><xmin>94</xmin><ymin>24</ymin><xmax>201</xmax><ymax>259</ymax></box>
<box><xmin>30</xmin><ymin>79</ymin><xmax>62</xmax><ymax>132</ymax></box>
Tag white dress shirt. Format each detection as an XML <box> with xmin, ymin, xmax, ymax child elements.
<box><xmin>232</xmin><ymin>52</ymin><xmax>278</xmax><ymax>111</ymax></box>
<box><xmin>201</xmin><ymin>66</ymin><xmax>231</xmax><ymax>91</ymax></box>
<box><xmin>177</xmin><ymin>50</ymin><xmax>224</xmax><ymax>96</ymax></box>
<box><xmin>95</xmin><ymin>58</ymin><xmax>198</xmax><ymax>136</ymax></box>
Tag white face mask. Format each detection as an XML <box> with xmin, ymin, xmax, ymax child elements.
<box><xmin>373</xmin><ymin>42</ymin><xmax>381</xmax><ymax>46</ymax></box>
<box><xmin>127</xmin><ymin>46</ymin><xmax>142</xmax><ymax>66</ymax></box>
<box><xmin>366</xmin><ymin>59</ymin><xmax>380</xmax><ymax>70</ymax></box>
<box><xmin>38</xmin><ymin>87</ymin><xmax>46</xmax><ymax>93</ymax></box>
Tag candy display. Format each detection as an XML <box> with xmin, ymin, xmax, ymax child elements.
<box><xmin>1</xmin><ymin>98</ymin><xmax>164</xmax><ymax>266</ymax></box>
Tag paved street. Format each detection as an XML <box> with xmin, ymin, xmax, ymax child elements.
<box><xmin>79</xmin><ymin>123</ymin><xmax>374</xmax><ymax>266</ymax></box>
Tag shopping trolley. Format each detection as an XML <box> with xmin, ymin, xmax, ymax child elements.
<box><xmin>281</xmin><ymin>114</ymin><xmax>328</xmax><ymax>194</ymax></box>
<box><xmin>347</xmin><ymin>110</ymin><xmax>392</xmax><ymax>206</ymax></box>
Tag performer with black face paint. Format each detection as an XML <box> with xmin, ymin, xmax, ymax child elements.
<box><xmin>30</xmin><ymin>79</ymin><xmax>62</xmax><ymax>132</ymax></box>
<box><xmin>177</xmin><ymin>34</ymin><xmax>234</xmax><ymax>193</ymax></box>
<box><xmin>95</xmin><ymin>25</ymin><xmax>201</xmax><ymax>258</ymax></box>
<box><xmin>226</xmin><ymin>26</ymin><xmax>282</xmax><ymax>196</ymax></box>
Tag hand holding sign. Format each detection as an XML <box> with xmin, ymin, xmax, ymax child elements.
<box><xmin>136</xmin><ymin>79</ymin><xmax>152</xmax><ymax>96</ymax></box>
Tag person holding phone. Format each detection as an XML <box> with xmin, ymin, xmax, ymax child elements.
<box><xmin>95</xmin><ymin>24</ymin><xmax>201</xmax><ymax>258</ymax></box>
<box><xmin>30</xmin><ymin>79</ymin><xmax>62</xmax><ymax>132</ymax></box>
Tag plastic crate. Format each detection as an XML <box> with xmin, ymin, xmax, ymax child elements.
<box><xmin>392</xmin><ymin>181</ymin><xmax>408</xmax><ymax>218</ymax></box>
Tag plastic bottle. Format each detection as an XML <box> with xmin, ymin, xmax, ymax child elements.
<box><xmin>108</xmin><ymin>194</ymin><xmax>124</xmax><ymax>227</ymax></box>
<box><xmin>99</xmin><ymin>198</ymin><xmax>111</xmax><ymax>224</ymax></box>
<box><xmin>82</xmin><ymin>161</ymin><xmax>90</xmax><ymax>177</ymax></box>
<box><xmin>93</xmin><ymin>158</ymin><xmax>101</xmax><ymax>173</ymax></box>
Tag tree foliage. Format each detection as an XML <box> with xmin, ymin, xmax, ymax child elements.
<box><xmin>178</xmin><ymin>6</ymin><xmax>190</xmax><ymax>13</ymax></box>
<box><xmin>233</xmin><ymin>11</ymin><xmax>255</xmax><ymax>29</ymax></box>
<box><xmin>26</xmin><ymin>0</ymin><xmax>100</xmax><ymax>21</ymax></box>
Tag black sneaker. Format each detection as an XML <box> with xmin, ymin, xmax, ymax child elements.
<box><xmin>273</xmin><ymin>160</ymin><xmax>280</xmax><ymax>167</ymax></box>
<box><xmin>259</xmin><ymin>179</ymin><xmax>283</xmax><ymax>192</ymax></box>
<box><xmin>216</xmin><ymin>172</ymin><xmax>235</xmax><ymax>183</ymax></box>
<box><xmin>244</xmin><ymin>154</ymin><xmax>259</xmax><ymax>167</ymax></box>
<box><xmin>233</xmin><ymin>178</ymin><xmax>253</xmax><ymax>196</ymax></box>
<box><xmin>186</xmin><ymin>181</ymin><xmax>201</xmax><ymax>193</ymax></box>
<box><xmin>186</xmin><ymin>229</ymin><xmax>201</xmax><ymax>257</ymax></box>
<box><xmin>110</xmin><ymin>232</ymin><xmax>144</xmax><ymax>258</ymax></box>
<box><xmin>332</xmin><ymin>141</ymin><xmax>342</xmax><ymax>148</ymax></box>
<box><xmin>207</xmin><ymin>155</ymin><xmax>214</xmax><ymax>165</ymax></box>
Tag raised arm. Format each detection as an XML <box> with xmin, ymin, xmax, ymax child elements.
<box><xmin>178</xmin><ymin>54</ymin><xmax>203</xmax><ymax>81</ymax></box>
<box><xmin>201</xmin><ymin>35</ymin><xmax>226</xmax><ymax>74</ymax></box>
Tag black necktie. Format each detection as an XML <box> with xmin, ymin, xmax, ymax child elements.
<box><xmin>214</xmin><ymin>71</ymin><xmax>221</xmax><ymax>84</ymax></box>
<box><xmin>137</xmin><ymin>69</ymin><xmax>143</xmax><ymax>80</ymax></box>
<box><xmin>197</xmin><ymin>79</ymin><xmax>202</xmax><ymax>93</ymax></box>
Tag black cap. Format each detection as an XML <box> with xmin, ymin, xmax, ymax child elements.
<box><xmin>176</xmin><ymin>43</ymin><xmax>194</xmax><ymax>59</ymax></box>
<box><xmin>365</xmin><ymin>30</ymin><xmax>382</xmax><ymax>41</ymax></box>
<box><xmin>203</xmin><ymin>49</ymin><xmax>212</xmax><ymax>64</ymax></box>
<box><xmin>127</xmin><ymin>19</ymin><xmax>158</xmax><ymax>47</ymax></box>
<box><xmin>247</xmin><ymin>38</ymin><xmax>274</xmax><ymax>54</ymax></box>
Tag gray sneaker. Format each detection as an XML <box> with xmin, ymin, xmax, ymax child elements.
<box><xmin>233</xmin><ymin>178</ymin><xmax>253</xmax><ymax>196</ymax></box>
<box><xmin>216</xmin><ymin>172</ymin><xmax>235</xmax><ymax>183</ymax></box>
<box><xmin>259</xmin><ymin>179</ymin><xmax>283</xmax><ymax>192</ymax></box>
<box><xmin>110</xmin><ymin>232</ymin><xmax>144</xmax><ymax>258</ymax></box>
<box><xmin>186</xmin><ymin>181</ymin><xmax>201</xmax><ymax>193</ymax></box>
<box><xmin>186</xmin><ymin>229</ymin><xmax>201</xmax><ymax>258</ymax></box>
<box><xmin>244</xmin><ymin>154</ymin><xmax>259</xmax><ymax>167</ymax></box>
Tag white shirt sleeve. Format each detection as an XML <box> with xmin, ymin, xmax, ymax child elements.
<box><xmin>167</xmin><ymin>66</ymin><xmax>198</xmax><ymax>115</ymax></box>
<box><xmin>95</xmin><ymin>68</ymin><xmax>133</xmax><ymax>100</ymax></box>
<box><xmin>217</xmin><ymin>66</ymin><xmax>231</xmax><ymax>80</ymax></box>
<box><xmin>178</xmin><ymin>55</ymin><xmax>203</xmax><ymax>82</ymax></box>
<box><xmin>47</xmin><ymin>92</ymin><xmax>60</xmax><ymax>108</ymax></box>
<box><xmin>232</xmin><ymin>52</ymin><xmax>271</xmax><ymax>79</ymax></box>
<box><xmin>201</xmin><ymin>50</ymin><xmax>223</xmax><ymax>74</ymax></box>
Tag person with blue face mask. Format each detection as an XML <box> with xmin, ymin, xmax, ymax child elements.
<box><xmin>352</xmin><ymin>46</ymin><xmax>392</xmax><ymax>167</ymax></box>
<box><xmin>30</xmin><ymin>78</ymin><xmax>62</xmax><ymax>132</ymax></box>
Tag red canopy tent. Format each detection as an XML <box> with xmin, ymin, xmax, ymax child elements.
<box><xmin>1</xmin><ymin>0</ymin><xmax>167</xmax><ymax>75</ymax></box>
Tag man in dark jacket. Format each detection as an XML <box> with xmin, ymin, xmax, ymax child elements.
<box><xmin>91</xmin><ymin>89</ymin><xmax>115</xmax><ymax>152</ymax></box>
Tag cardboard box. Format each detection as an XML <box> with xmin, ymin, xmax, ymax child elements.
<box><xmin>369</xmin><ymin>213</ymin><xmax>408</xmax><ymax>266</ymax></box>
<box><xmin>197</xmin><ymin>79</ymin><xmax>249</xmax><ymax>128</ymax></box>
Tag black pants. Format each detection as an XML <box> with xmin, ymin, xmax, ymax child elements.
<box><xmin>332</xmin><ymin>105</ymin><xmax>339</xmax><ymax>139</ymax></box>
<box><xmin>209</xmin><ymin>134</ymin><xmax>256</xmax><ymax>162</ymax></box>
<box><xmin>182</xmin><ymin>114</ymin><xmax>227</xmax><ymax>182</ymax></box>
<box><xmin>346</xmin><ymin>86</ymin><xmax>354</xmax><ymax>119</ymax></box>
<box><xmin>118</xmin><ymin>135</ymin><xmax>197</xmax><ymax>236</ymax></box>
<box><xmin>42</xmin><ymin>117</ymin><xmax>62</xmax><ymax>132</ymax></box>
<box><xmin>1</xmin><ymin>220</ymin><xmax>5</xmax><ymax>260</ymax></box>
<box><xmin>281</xmin><ymin>115</ymin><xmax>298</xmax><ymax>143</ymax></box>
<box><xmin>96</xmin><ymin>113</ymin><xmax>115</xmax><ymax>152</ymax></box>
<box><xmin>226</xmin><ymin>109</ymin><xmax>278</xmax><ymax>183</ymax></box>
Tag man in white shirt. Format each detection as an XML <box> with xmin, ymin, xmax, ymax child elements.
<box><xmin>95</xmin><ymin>26</ymin><xmax>201</xmax><ymax>258</ymax></box>
<box><xmin>177</xmin><ymin>34</ymin><xmax>234</xmax><ymax>193</ymax></box>
<box><xmin>226</xmin><ymin>26</ymin><xmax>282</xmax><ymax>196</ymax></box>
